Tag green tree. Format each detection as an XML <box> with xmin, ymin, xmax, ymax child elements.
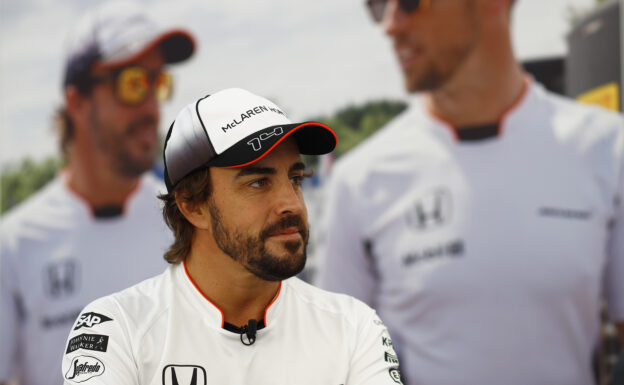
<box><xmin>1</xmin><ymin>157</ymin><xmax>63</xmax><ymax>214</ymax></box>
<box><xmin>312</xmin><ymin>99</ymin><xmax>407</xmax><ymax>159</ymax></box>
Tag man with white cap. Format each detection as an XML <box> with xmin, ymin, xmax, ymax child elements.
<box><xmin>60</xmin><ymin>88</ymin><xmax>404</xmax><ymax>385</ymax></box>
<box><xmin>0</xmin><ymin>3</ymin><xmax>195</xmax><ymax>385</ymax></box>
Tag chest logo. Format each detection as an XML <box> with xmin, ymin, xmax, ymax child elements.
<box><xmin>406</xmin><ymin>188</ymin><xmax>452</xmax><ymax>231</ymax></box>
<box><xmin>74</xmin><ymin>312</ymin><xmax>113</xmax><ymax>330</ymax></box>
<box><xmin>162</xmin><ymin>365</ymin><xmax>207</xmax><ymax>385</ymax></box>
<box><xmin>44</xmin><ymin>259</ymin><xmax>79</xmax><ymax>298</ymax></box>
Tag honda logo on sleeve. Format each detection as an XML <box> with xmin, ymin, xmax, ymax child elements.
<box><xmin>162</xmin><ymin>365</ymin><xmax>207</xmax><ymax>385</ymax></box>
<box><xmin>406</xmin><ymin>187</ymin><xmax>453</xmax><ymax>231</ymax></box>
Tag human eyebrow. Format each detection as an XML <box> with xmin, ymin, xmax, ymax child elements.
<box><xmin>289</xmin><ymin>161</ymin><xmax>306</xmax><ymax>173</ymax></box>
<box><xmin>234</xmin><ymin>166</ymin><xmax>276</xmax><ymax>179</ymax></box>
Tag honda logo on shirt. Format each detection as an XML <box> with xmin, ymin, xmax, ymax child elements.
<box><xmin>44</xmin><ymin>259</ymin><xmax>79</xmax><ymax>298</ymax></box>
<box><xmin>406</xmin><ymin>188</ymin><xmax>452</xmax><ymax>231</ymax></box>
<box><xmin>162</xmin><ymin>365</ymin><xmax>207</xmax><ymax>385</ymax></box>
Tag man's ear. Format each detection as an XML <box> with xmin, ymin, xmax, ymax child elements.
<box><xmin>65</xmin><ymin>85</ymin><xmax>89</xmax><ymax>131</ymax></box>
<box><xmin>175</xmin><ymin>192</ymin><xmax>212</xmax><ymax>230</ymax></box>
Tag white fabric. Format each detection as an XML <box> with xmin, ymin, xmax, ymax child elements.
<box><xmin>317</xmin><ymin>82</ymin><xmax>624</xmax><ymax>385</ymax></box>
<box><xmin>195</xmin><ymin>88</ymin><xmax>290</xmax><ymax>154</ymax></box>
<box><xmin>61</xmin><ymin>263</ymin><xmax>403</xmax><ymax>385</ymax></box>
<box><xmin>0</xmin><ymin>173</ymin><xmax>171</xmax><ymax>385</ymax></box>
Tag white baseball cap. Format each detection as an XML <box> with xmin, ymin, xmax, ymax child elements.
<box><xmin>63</xmin><ymin>1</ymin><xmax>195</xmax><ymax>88</ymax></box>
<box><xmin>163</xmin><ymin>88</ymin><xmax>338</xmax><ymax>191</ymax></box>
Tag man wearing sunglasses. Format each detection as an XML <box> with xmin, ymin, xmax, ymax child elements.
<box><xmin>318</xmin><ymin>1</ymin><xmax>624</xmax><ymax>384</ymax></box>
<box><xmin>0</xmin><ymin>2</ymin><xmax>195</xmax><ymax>385</ymax></box>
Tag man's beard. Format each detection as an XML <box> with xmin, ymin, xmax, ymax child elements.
<box><xmin>208</xmin><ymin>198</ymin><xmax>308</xmax><ymax>281</ymax></box>
<box><xmin>89</xmin><ymin>108</ymin><xmax>157</xmax><ymax>178</ymax></box>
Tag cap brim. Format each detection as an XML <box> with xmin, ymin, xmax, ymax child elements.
<box><xmin>94</xmin><ymin>29</ymin><xmax>195</xmax><ymax>70</ymax></box>
<box><xmin>207</xmin><ymin>122</ymin><xmax>337</xmax><ymax>168</ymax></box>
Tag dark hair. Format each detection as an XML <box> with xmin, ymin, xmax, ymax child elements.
<box><xmin>53</xmin><ymin>107</ymin><xmax>74</xmax><ymax>158</ymax></box>
<box><xmin>158</xmin><ymin>167</ymin><xmax>212</xmax><ymax>264</ymax></box>
<box><xmin>54</xmin><ymin>70</ymin><xmax>96</xmax><ymax>158</ymax></box>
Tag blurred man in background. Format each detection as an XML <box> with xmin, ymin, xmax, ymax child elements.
<box><xmin>0</xmin><ymin>2</ymin><xmax>195</xmax><ymax>384</ymax></box>
<box><xmin>318</xmin><ymin>0</ymin><xmax>624</xmax><ymax>384</ymax></box>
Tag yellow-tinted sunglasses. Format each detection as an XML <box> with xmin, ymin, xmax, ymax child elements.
<box><xmin>91</xmin><ymin>66</ymin><xmax>173</xmax><ymax>106</ymax></box>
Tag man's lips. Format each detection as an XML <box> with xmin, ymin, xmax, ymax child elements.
<box><xmin>269</xmin><ymin>227</ymin><xmax>302</xmax><ymax>238</ymax></box>
<box><xmin>395</xmin><ymin>45</ymin><xmax>422</xmax><ymax>70</ymax></box>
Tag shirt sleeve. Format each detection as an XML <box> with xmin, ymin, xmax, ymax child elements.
<box><xmin>605</xmin><ymin>125</ymin><xmax>624</xmax><ymax>322</ymax></box>
<box><xmin>0</xmin><ymin>227</ymin><xmax>20</xmax><ymax>383</ymax></box>
<box><xmin>62</xmin><ymin>298</ymin><xmax>138</xmax><ymax>385</ymax></box>
<box><xmin>316</xmin><ymin>170</ymin><xmax>378</xmax><ymax>308</ymax></box>
<box><xmin>346</xmin><ymin>306</ymin><xmax>404</xmax><ymax>385</ymax></box>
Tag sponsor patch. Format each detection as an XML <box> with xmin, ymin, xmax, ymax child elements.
<box><xmin>384</xmin><ymin>351</ymin><xmax>399</xmax><ymax>364</ymax></box>
<box><xmin>406</xmin><ymin>187</ymin><xmax>452</xmax><ymax>231</ymax></box>
<box><xmin>66</xmin><ymin>334</ymin><xmax>109</xmax><ymax>354</ymax></box>
<box><xmin>162</xmin><ymin>365</ymin><xmax>207</xmax><ymax>385</ymax></box>
<box><xmin>74</xmin><ymin>312</ymin><xmax>113</xmax><ymax>330</ymax></box>
<box><xmin>44</xmin><ymin>259</ymin><xmax>79</xmax><ymax>298</ymax></box>
<box><xmin>388</xmin><ymin>367</ymin><xmax>403</xmax><ymax>384</ymax></box>
<box><xmin>65</xmin><ymin>355</ymin><xmax>105</xmax><ymax>383</ymax></box>
<box><xmin>382</xmin><ymin>336</ymin><xmax>393</xmax><ymax>348</ymax></box>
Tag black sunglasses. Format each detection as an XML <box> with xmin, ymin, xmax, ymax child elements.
<box><xmin>365</xmin><ymin>0</ymin><xmax>430</xmax><ymax>23</ymax></box>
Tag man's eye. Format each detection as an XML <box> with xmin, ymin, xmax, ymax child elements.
<box><xmin>290</xmin><ymin>175</ymin><xmax>304</xmax><ymax>186</ymax></box>
<box><xmin>249</xmin><ymin>178</ymin><xmax>268</xmax><ymax>188</ymax></box>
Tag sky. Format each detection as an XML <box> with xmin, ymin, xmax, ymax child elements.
<box><xmin>0</xmin><ymin>0</ymin><xmax>600</xmax><ymax>167</ymax></box>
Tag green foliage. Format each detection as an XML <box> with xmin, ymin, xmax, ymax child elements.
<box><xmin>312</xmin><ymin>100</ymin><xmax>407</xmax><ymax>159</ymax></box>
<box><xmin>1</xmin><ymin>157</ymin><xmax>63</xmax><ymax>214</ymax></box>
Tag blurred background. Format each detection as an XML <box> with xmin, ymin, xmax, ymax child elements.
<box><xmin>0</xmin><ymin>0</ymin><xmax>615</xmax><ymax>213</ymax></box>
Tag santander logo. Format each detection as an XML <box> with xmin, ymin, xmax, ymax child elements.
<box><xmin>65</xmin><ymin>355</ymin><xmax>105</xmax><ymax>383</ymax></box>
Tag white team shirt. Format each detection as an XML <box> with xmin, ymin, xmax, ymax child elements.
<box><xmin>61</xmin><ymin>262</ymin><xmax>403</xmax><ymax>385</ymax></box>
<box><xmin>318</xmin><ymin>81</ymin><xmax>624</xmax><ymax>385</ymax></box>
<box><xmin>0</xmin><ymin>173</ymin><xmax>171</xmax><ymax>385</ymax></box>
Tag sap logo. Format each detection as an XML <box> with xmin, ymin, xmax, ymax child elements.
<box><xmin>65</xmin><ymin>355</ymin><xmax>105</xmax><ymax>383</ymax></box>
<box><xmin>44</xmin><ymin>259</ymin><xmax>79</xmax><ymax>299</ymax></box>
<box><xmin>74</xmin><ymin>312</ymin><xmax>113</xmax><ymax>330</ymax></box>
<box><xmin>162</xmin><ymin>365</ymin><xmax>207</xmax><ymax>385</ymax></box>
<box><xmin>406</xmin><ymin>188</ymin><xmax>452</xmax><ymax>231</ymax></box>
<box><xmin>247</xmin><ymin>126</ymin><xmax>284</xmax><ymax>151</ymax></box>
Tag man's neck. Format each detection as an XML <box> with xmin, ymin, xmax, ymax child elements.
<box><xmin>65</xmin><ymin>151</ymin><xmax>140</xmax><ymax>208</ymax></box>
<box><xmin>185</xmin><ymin>238</ymin><xmax>281</xmax><ymax>327</ymax></box>
<box><xmin>425</xmin><ymin>27</ymin><xmax>526</xmax><ymax>128</ymax></box>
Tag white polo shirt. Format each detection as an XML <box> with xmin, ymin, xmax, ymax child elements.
<box><xmin>61</xmin><ymin>262</ymin><xmax>404</xmax><ymax>385</ymax></box>
<box><xmin>1</xmin><ymin>173</ymin><xmax>171</xmax><ymax>385</ymax></box>
<box><xmin>318</xmin><ymin>81</ymin><xmax>624</xmax><ymax>385</ymax></box>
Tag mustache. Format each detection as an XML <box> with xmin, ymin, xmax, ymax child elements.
<box><xmin>260</xmin><ymin>215</ymin><xmax>308</xmax><ymax>240</ymax></box>
<box><xmin>126</xmin><ymin>115</ymin><xmax>158</xmax><ymax>135</ymax></box>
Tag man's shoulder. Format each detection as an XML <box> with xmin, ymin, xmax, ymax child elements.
<box><xmin>331</xmin><ymin>104</ymin><xmax>428</xmax><ymax>177</ymax></box>
<box><xmin>0</xmin><ymin>175</ymin><xmax>68</xmax><ymax>239</ymax></box>
<box><xmin>285</xmin><ymin>278</ymin><xmax>375</xmax><ymax>324</ymax></box>
<box><xmin>531</xmin><ymin>84</ymin><xmax>623</xmax><ymax>134</ymax></box>
<box><xmin>80</xmin><ymin>266</ymin><xmax>171</xmax><ymax>329</ymax></box>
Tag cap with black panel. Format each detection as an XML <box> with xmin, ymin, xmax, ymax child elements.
<box><xmin>163</xmin><ymin>88</ymin><xmax>337</xmax><ymax>192</ymax></box>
